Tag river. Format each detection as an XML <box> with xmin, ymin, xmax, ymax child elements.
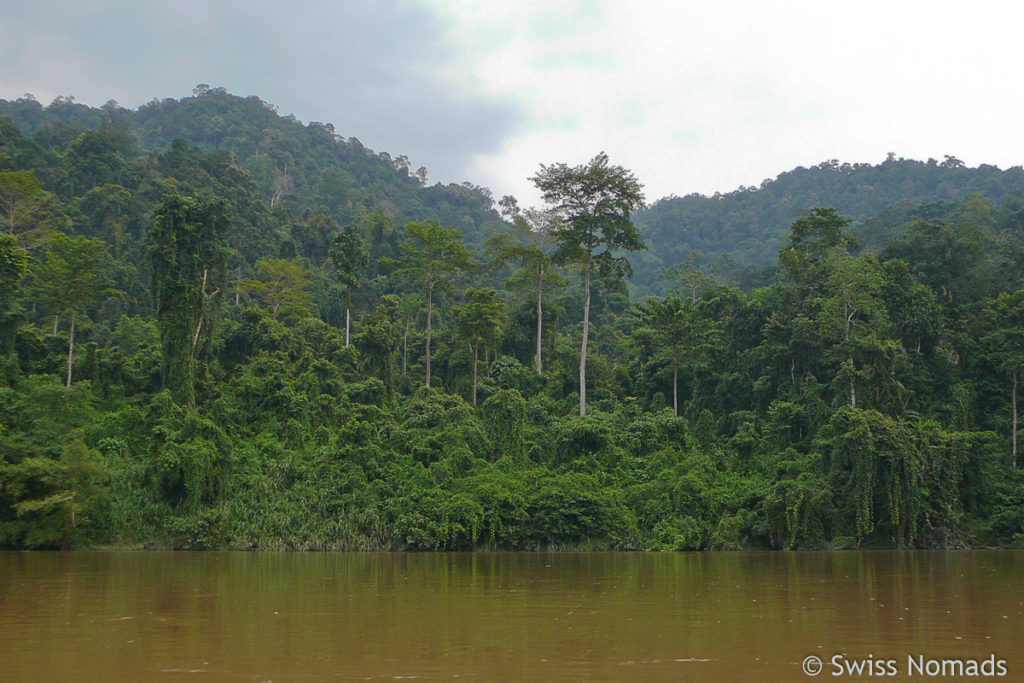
<box><xmin>1</xmin><ymin>550</ymin><xmax>1020</xmax><ymax>680</ymax></box>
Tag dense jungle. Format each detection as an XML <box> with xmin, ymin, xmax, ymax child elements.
<box><xmin>2</xmin><ymin>88</ymin><xmax>1023</xmax><ymax>551</ymax></box>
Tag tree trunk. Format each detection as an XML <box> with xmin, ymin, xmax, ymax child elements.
<box><xmin>193</xmin><ymin>268</ymin><xmax>208</xmax><ymax>354</ymax></box>
<box><xmin>849</xmin><ymin>356</ymin><xmax>856</xmax><ymax>409</ymax></box>
<box><xmin>579</xmin><ymin>265</ymin><xmax>591</xmax><ymax>417</ymax></box>
<box><xmin>65</xmin><ymin>309</ymin><xmax>75</xmax><ymax>387</ymax></box>
<box><xmin>844</xmin><ymin>301</ymin><xmax>856</xmax><ymax>409</ymax></box>
<box><xmin>345</xmin><ymin>307</ymin><xmax>351</xmax><ymax>347</ymax></box>
<box><xmin>402</xmin><ymin>320</ymin><xmax>409</xmax><ymax>377</ymax></box>
<box><xmin>472</xmin><ymin>344</ymin><xmax>478</xmax><ymax>406</ymax></box>
<box><xmin>1013</xmin><ymin>369</ymin><xmax>1018</xmax><ymax>469</ymax></box>
<box><xmin>425</xmin><ymin>282</ymin><xmax>433</xmax><ymax>388</ymax></box>
<box><xmin>535</xmin><ymin>272</ymin><xmax>544</xmax><ymax>375</ymax></box>
<box><xmin>673</xmin><ymin>353</ymin><xmax>678</xmax><ymax>418</ymax></box>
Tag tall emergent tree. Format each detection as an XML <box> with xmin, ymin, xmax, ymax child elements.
<box><xmin>531</xmin><ymin>152</ymin><xmax>645</xmax><ymax>416</ymax></box>
<box><xmin>388</xmin><ymin>220</ymin><xmax>472</xmax><ymax>388</ymax></box>
<box><xmin>330</xmin><ymin>223</ymin><xmax>369</xmax><ymax>346</ymax></box>
<box><xmin>30</xmin><ymin>233</ymin><xmax>120</xmax><ymax>386</ymax></box>
<box><xmin>150</xmin><ymin>194</ymin><xmax>230</xmax><ymax>407</ymax></box>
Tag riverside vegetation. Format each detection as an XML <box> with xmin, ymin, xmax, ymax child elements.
<box><xmin>2</xmin><ymin>88</ymin><xmax>1024</xmax><ymax>551</ymax></box>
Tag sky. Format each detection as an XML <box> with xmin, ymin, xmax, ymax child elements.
<box><xmin>2</xmin><ymin>0</ymin><xmax>1024</xmax><ymax>209</ymax></box>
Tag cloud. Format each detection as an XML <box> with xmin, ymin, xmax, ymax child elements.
<box><xmin>418</xmin><ymin>0</ymin><xmax>1024</xmax><ymax>208</ymax></box>
<box><xmin>0</xmin><ymin>0</ymin><xmax>523</xmax><ymax>185</ymax></box>
<box><xmin>3</xmin><ymin>0</ymin><xmax>1024</xmax><ymax>209</ymax></box>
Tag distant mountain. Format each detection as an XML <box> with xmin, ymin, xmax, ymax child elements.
<box><xmin>0</xmin><ymin>89</ymin><xmax>507</xmax><ymax>253</ymax></box>
<box><xmin>630</xmin><ymin>156</ymin><xmax>1024</xmax><ymax>292</ymax></box>
<box><xmin>4</xmin><ymin>90</ymin><xmax>1023</xmax><ymax>296</ymax></box>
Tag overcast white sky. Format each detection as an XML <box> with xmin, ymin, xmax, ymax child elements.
<box><xmin>2</xmin><ymin>0</ymin><xmax>1023</xmax><ymax>208</ymax></box>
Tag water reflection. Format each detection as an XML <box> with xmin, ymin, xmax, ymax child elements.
<box><xmin>0</xmin><ymin>551</ymin><xmax>1021</xmax><ymax>680</ymax></box>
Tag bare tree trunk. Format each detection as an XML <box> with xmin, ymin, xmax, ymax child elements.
<box><xmin>580</xmin><ymin>266</ymin><xmax>591</xmax><ymax>417</ymax></box>
<box><xmin>673</xmin><ymin>354</ymin><xmax>678</xmax><ymax>418</ymax></box>
<box><xmin>53</xmin><ymin>316</ymin><xmax>59</xmax><ymax>335</ymax></box>
<box><xmin>1013</xmin><ymin>369</ymin><xmax>1018</xmax><ymax>469</ymax></box>
<box><xmin>472</xmin><ymin>344</ymin><xmax>478</xmax><ymax>406</ymax></box>
<box><xmin>191</xmin><ymin>267</ymin><xmax>220</xmax><ymax>359</ymax></box>
<box><xmin>425</xmin><ymin>283</ymin><xmax>433</xmax><ymax>388</ymax></box>
<box><xmin>402</xmin><ymin>320</ymin><xmax>409</xmax><ymax>377</ymax></box>
<box><xmin>65</xmin><ymin>310</ymin><xmax>75</xmax><ymax>387</ymax></box>
<box><xmin>535</xmin><ymin>273</ymin><xmax>544</xmax><ymax>375</ymax></box>
<box><xmin>193</xmin><ymin>268</ymin><xmax>208</xmax><ymax>354</ymax></box>
<box><xmin>850</xmin><ymin>357</ymin><xmax>856</xmax><ymax>409</ymax></box>
<box><xmin>345</xmin><ymin>307</ymin><xmax>351</xmax><ymax>347</ymax></box>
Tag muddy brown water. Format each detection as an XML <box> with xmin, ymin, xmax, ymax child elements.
<box><xmin>1</xmin><ymin>550</ymin><xmax>1021</xmax><ymax>680</ymax></box>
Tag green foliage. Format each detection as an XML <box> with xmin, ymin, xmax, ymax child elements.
<box><xmin>0</xmin><ymin>92</ymin><xmax>1021</xmax><ymax>551</ymax></box>
<box><xmin>150</xmin><ymin>194</ymin><xmax>230</xmax><ymax>406</ymax></box>
<box><xmin>237</xmin><ymin>257</ymin><xmax>314</xmax><ymax>321</ymax></box>
<box><xmin>0</xmin><ymin>169</ymin><xmax>65</xmax><ymax>249</ymax></box>
<box><xmin>0</xmin><ymin>232</ymin><xmax>28</xmax><ymax>318</ymax></box>
<box><xmin>633</xmin><ymin>157</ymin><xmax>1024</xmax><ymax>291</ymax></box>
<box><xmin>387</xmin><ymin>220</ymin><xmax>472</xmax><ymax>388</ymax></box>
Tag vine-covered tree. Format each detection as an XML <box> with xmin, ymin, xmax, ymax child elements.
<box><xmin>150</xmin><ymin>194</ymin><xmax>230</xmax><ymax>407</ymax></box>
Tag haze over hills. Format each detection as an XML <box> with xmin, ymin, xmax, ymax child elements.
<box><xmin>3</xmin><ymin>88</ymin><xmax>1024</xmax><ymax>295</ymax></box>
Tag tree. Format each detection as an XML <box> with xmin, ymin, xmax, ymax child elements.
<box><xmin>330</xmin><ymin>224</ymin><xmax>369</xmax><ymax>346</ymax></box>
<box><xmin>486</xmin><ymin>208</ymin><xmax>564</xmax><ymax>374</ymax></box>
<box><xmin>75</xmin><ymin>184</ymin><xmax>133</xmax><ymax>259</ymax></box>
<box><xmin>150</xmin><ymin>194</ymin><xmax>230</xmax><ymax>407</ymax></box>
<box><xmin>0</xmin><ymin>170</ymin><xmax>64</xmax><ymax>250</ymax></box>
<box><xmin>454</xmin><ymin>287</ymin><xmax>504</xmax><ymax>405</ymax></box>
<box><xmin>983</xmin><ymin>290</ymin><xmax>1024</xmax><ymax>468</ymax></box>
<box><xmin>779</xmin><ymin>207</ymin><xmax>857</xmax><ymax>296</ymax></box>
<box><xmin>30</xmin><ymin>233</ymin><xmax>120</xmax><ymax>386</ymax></box>
<box><xmin>387</xmin><ymin>220</ymin><xmax>472</xmax><ymax>388</ymax></box>
<box><xmin>531</xmin><ymin>152</ymin><xmax>645</xmax><ymax>416</ymax></box>
<box><xmin>0</xmin><ymin>232</ymin><xmax>29</xmax><ymax>351</ymax></box>
<box><xmin>661</xmin><ymin>252</ymin><xmax>712</xmax><ymax>304</ymax></box>
<box><xmin>815</xmin><ymin>252</ymin><xmax>896</xmax><ymax>409</ymax></box>
<box><xmin>396</xmin><ymin>292</ymin><xmax>422</xmax><ymax>379</ymax></box>
<box><xmin>237</xmin><ymin>258</ymin><xmax>313</xmax><ymax>321</ymax></box>
<box><xmin>632</xmin><ymin>294</ymin><xmax>720</xmax><ymax>417</ymax></box>
<box><xmin>0</xmin><ymin>232</ymin><xmax>28</xmax><ymax>313</ymax></box>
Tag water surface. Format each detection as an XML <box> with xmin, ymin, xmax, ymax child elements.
<box><xmin>1</xmin><ymin>551</ymin><xmax>1021</xmax><ymax>680</ymax></box>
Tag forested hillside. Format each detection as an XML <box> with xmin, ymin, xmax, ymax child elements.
<box><xmin>0</xmin><ymin>88</ymin><xmax>507</xmax><ymax>253</ymax></box>
<box><xmin>632</xmin><ymin>156</ymin><xmax>1024</xmax><ymax>292</ymax></box>
<box><xmin>1</xmin><ymin>89</ymin><xmax>1023</xmax><ymax>551</ymax></box>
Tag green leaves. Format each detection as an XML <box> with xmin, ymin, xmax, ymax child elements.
<box><xmin>237</xmin><ymin>258</ymin><xmax>313</xmax><ymax>321</ymax></box>
<box><xmin>531</xmin><ymin>151</ymin><xmax>646</xmax><ymax>267</ymax></box>
<box><xmin>150</xmin><ymin>194</ymin><xmax>230</xmax><ymax>406</ymax></box>
<box><xmin>28</xmin><ymin>232</ymin><xmax>120</xmax><ymax>318</ymax></box>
